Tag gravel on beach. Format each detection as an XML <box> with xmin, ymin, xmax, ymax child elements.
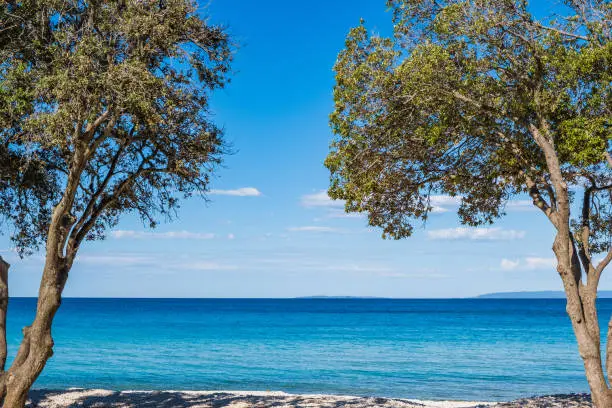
<box><xmin>24</xmin><ymin>389</ymin><xmax>593</xmax><ymax>408</ymax></box>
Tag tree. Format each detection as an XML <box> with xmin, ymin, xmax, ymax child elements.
<box><xmin>0</xmin><ymin>1</ymin><xmax>232</xmax><ymax>406</ymax></box>
<box><xmin>326</xmin><ymin>0</ymin><xmax>611</xmax><ymax>406</ymax></box>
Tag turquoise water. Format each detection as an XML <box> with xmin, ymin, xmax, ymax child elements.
<box><xmin>4</xmin><ymin>298</ymin><xmax>607</xmax><ymax>401</ymax></box>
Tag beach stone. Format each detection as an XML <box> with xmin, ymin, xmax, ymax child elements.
<box><xmin>490</xmin><ymin>394</ymin><xmax>591</xmax><ymax>408</ymax></box>
<box><xmin>24</xmin><ymin>390</ymin><xmax>593</xmax><ymax>408</ymax></box>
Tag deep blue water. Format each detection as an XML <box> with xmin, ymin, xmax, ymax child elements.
<box><xmin>4</xmin><ymin>298</ymin><xmax>609</xmax><ymax>401</ymax></box>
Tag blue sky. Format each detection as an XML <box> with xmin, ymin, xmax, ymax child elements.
<box><xmin>2</xmin><ymin>0</ymin><xmax>605</xmax><ymax>298</ymax></box>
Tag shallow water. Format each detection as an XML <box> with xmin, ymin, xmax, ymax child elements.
<box><xmin>6</xmin><ymin>298</ymin><xmax>608</xmax><ymax>401</ymax></box>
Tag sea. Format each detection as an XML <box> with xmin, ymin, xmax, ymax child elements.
<box><xmin>4</xmin><ymin>298</ymin><xmax>609</xmax><ymax>401</ymax></box>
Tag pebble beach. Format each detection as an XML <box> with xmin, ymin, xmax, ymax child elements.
<box><xmin>24</xmin><ymin>390</ymin><xmax>592</xmax><ymax>408</ymax></box>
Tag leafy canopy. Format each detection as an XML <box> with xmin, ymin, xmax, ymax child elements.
<box><xmin>327</xmin><ymin>0</ymin><xmax>611</xmax><ymax>241</ymax></box>
<box><xmin>0</xmin><ymin>0</ymin><xmax>232</xmax><ymax>256</ymax></box>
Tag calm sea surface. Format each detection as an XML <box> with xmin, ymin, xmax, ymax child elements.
<box><xmin>5</xmin><ymin>298</ymin><xmax>610</xmax><ymax>401</ymax></box>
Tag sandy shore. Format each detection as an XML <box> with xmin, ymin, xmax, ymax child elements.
<box><xmin>23</xmin><ymin>389</ymin><xmax>592</xmax><ymax>408</ymax></box>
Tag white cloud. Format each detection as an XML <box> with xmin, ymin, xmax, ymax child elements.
<box><xmin>500</xmin><ymin>258</ymin><xmax>521</xmax><ymax>270</ymax></box>
<box><xmin>111</xmin><ymin>230</ymin><xmax>215</xmax><ymax>240</ymax></box>
<box><xmin>287</xmin><ymin>226</ymin><xmax>339</xmax><ymax>233</ymax></box>
<box><xmin>302</xmin><ymin>193</ymin><xmax>460</xmax><ymax>213</ymax></box>
<box><xmin>427</xmin><ymin>227</ymin><xmax>526</xmax><ymax>241</ymax></box>
<box><xmin>327</xmin><ymin>209</ymin><xmax>366</xmax><ymax>219</ymax></box>
<box><xmin>301</xmin><ymin>192</ymin><xmax>535</xmax><ymax>215</ymax></box>
<box><xmin>227</xmin><ymin>233</ymin><xmax>235</xmax><ymax>240</ymax></box>
<box><xmin>77</xmin><ymin>253</ymin><xmax>237</xmax><ymax>272</ymax></box>
<box><xmin>301</xmin><ymin>191</ymin><xmax>344</xmax><ymax>208</ymax></box>
<box><xmin>77</xmin><ymin>254</ymin><xmax>152</xmax><ymax>266</ymax></box>
<box><xmin>429</xmin><ymin>195</ymin><xmax>461</xmax><ymax>207</ymax></box>
<box><xmin>285</xmin><ymin>262</ymin><xmax>448</xmax><ymax>279</ymax></box>
<box><xmin>500</xmin><ymin>257</ymin><xmax>556</xmax><ymax>271</ymax></box>
<box><xmin>321</xmin><ymin>264</ymin><xmax>394</xmax><ymax>273</ymax></box>
<box><xmin>427</xmin><ymin>195</ymin><xmax>536</xmax><ymax>213</ymax></box>
<box><xmin>378</xmin><ymin>272</ymin><xmax>451</xmax><ymax>279</ymax></box>
<box><xmin>180</xmin><ymin>261</ymin><xmax>237</xmax><ymax>271</ymax></box>
<box><xmin>209</xmin><ymin>187</ymin><xmax>262</xmax><ymax>197</ymax></box>
<box><xmin>419</xmin><ymin>195</ymin><xmax>459</xmax><ymax>213</ymax></box>
<box><xmin>430</xmin><ymin>206</ymin><xmax>449</xmax><ymax>213</ymax></box>
<box><xmin>525</xmin><ymin>257</ymin><xmax>556</xmax><ymax>269</ymax></box>
<box><xmin>505</xmin><ymin>200</ymin><xmax>536</xmax><ymax>211</ymax></box>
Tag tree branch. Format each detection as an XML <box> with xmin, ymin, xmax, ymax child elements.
<box><xmin>67</xmin><ymin>143</ymin><xmax>126</xmax><ymax>251</ymax></box>
<box><xmin>522</xmin><ymin>171</ymin><xmax>558</xmax><ymax>226</ymax></box>
<box><xmin>535</xmin><ymin>23</ymin><xmax>589</xmax><ymax>41</ymax></box>
<box><xmin>596</xmin><ymin>248</ymin><xmax>612</xmax><ymax>277</ymax></box>
<box><xmin>605</xmin><ymin>152</ymin><xmax>612</xmax><ymax>168</ymax></box>
<box><xmin>580</xmin><ymin>186</ymin><xmax>594</xmax><ymax>268</ymax></box>
<box><xmin>82</xmin><ymin>110</ymin><xmax>110</xmax><ymax>141</ymax></box>
<box><xmin>70</xmin><ymin>147</ymin><xmax>164</xmax><ymax>252</ymax></box>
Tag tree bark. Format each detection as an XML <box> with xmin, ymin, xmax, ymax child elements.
<box><xmin>0</xmin><ymin>132</ymin><xmax>88</xmax><ymax>407</ymax></box>
<box><xmin>606</xmin><ymin>317</ymin><xmax>612</xmax><ymax>386</ymax></box>
<box><xmin>529</xmin><ymin>123</ymin><xmax>612</xmax><ymax>407</ymax></box>
<box><xmin>555</xmin><ymin>247</ymin><xmax>612</xmax><ymax>408</ymax></box>
<box><xmin>0</xmin><ymin>257</ymin><xmax>9</xmax><ymax>372</ymax></box>
<box><xmin>567</xmin><ymin>299</ymin><xmax>611</xmax><ymax>408</ymax></box>
<box><xmin>0</xmin><ymin>191</ymin><xmax>77</xmax><ymax>408</ymax></box>
<box><xmin>1</xmin><ymin>258</ymin><xmax>68</xmax><ymax>408</ymax></box>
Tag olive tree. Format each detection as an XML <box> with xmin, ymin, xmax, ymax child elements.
<box><xmin>0</xmin><ymin>1</ymin><xmax>231</xmax><ymax>406</ymax></box>
<box><xmin>326</xmin><ymin>0</ymin><xmax>611</xmax><ymax>405</ymax></box>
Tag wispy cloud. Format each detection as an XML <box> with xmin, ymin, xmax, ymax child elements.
<box><xmin>209</xmin><ymin>187</ymin><xmax>262</xmax><ymax>197</ymax></box>
<box><xmin>377</xmin><ymin>272</ymin><xmax>451</xmax><ymax>279</ymax></box>
<box><xmin>326</xmin><ymin>209</ymin><xmax>366</xmax><ymax>219</ymax></box>
<box><xmin>320</xmin><ymin>264</ymin><xmax>394</xmax><ymax>273</ymax></box>
<box><xmin>500</xmin><ymin>257</ymin><xmax>556</xmax><ymax>271</ymax></box>
<box><xmin>500</xmin><ymin>258</ymin><xmax>520</xmax><ymax>270</ymax></box>
<box><xmin>77</xmin><ymin>253</ymin><xmax>237</xmax><ymax>272</ymax></box>
<box><xmin>179</xmin><ymin>261</ymin><xmax>238</xmax><ymax>271</ymax></box>
<box><xmin>428</xmin><ymin>227</ymin><xmax>526</xmax><ymax>241</ymax></box>
<box><xmin>287</xmin><ymin>226</ymin><xmax>340</xmax><ymax>233</ymax></box>
<box><xmin>505</xmin><ymin>200</ymin><xmax>536</xmax><ymax>211</ymax></box>
<box><xmin>111</xmin><ymin>230</ymin><xmax>215</xmax><ymax>240</ymax></box>
<box><xmin>426</xmin><ymin>195</ymin><xmax>535</xmax><ymax>213</ymax></box>
<box><xmin>301</xmin><ymin>191</ymin><xmax>344</xmax><ymax>208</ymax></box>
<box><xmin>77</xmin><ymin>254</ymin><xmax>153</xmax><ymax>266</ymax></box>
<box><xmin>301</xmin><ymin>192</ymin><xmax>532</xmax><ymax>215</ymax></box>
<box><xmin>428</xmin><ymin>195</ymin><xmax>461</xmax><ymax>213</ymax></box>
<box><xmin>294</xmin><ymin>262</ymin><xmax>448</xmax><ymax>279</ymax></box>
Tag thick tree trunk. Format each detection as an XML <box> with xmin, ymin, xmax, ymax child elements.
<box><xmin>1</xmin><ymin>257</ymin><xmax>68</xmax><ymax>408</ymax></box>
<box><xmin>529</xmin><ymin>122</ymin><xmax>612</xmax><ymax>406</ymax></box>
<box><xmin>556</xmin><ymin>250</ymin><xmax>612</xmax><ymax>407</ymax></box>
<box><xmin>568</xmin><ymin>300</ymin><xmax>612</xmax><ymax>407</ymax></box>
<box><xmin>0</xmin><ymin>257</ymin><xmax>9</xmax><ymax>372</ymax></box>
<box><xmin>607</xmin><ymin>317</ymin><xmax>612</xmax><ymax>383</ymax></box>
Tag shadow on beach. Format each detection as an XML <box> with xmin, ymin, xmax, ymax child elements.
<box><xmin>24</xmin><ymin>389</ymin><xmax>593</xmax><ymax>408</ymax></box>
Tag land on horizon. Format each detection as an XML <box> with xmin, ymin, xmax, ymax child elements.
<box><xmin>476</xmin><ymin>291</ymin><xmax>612</xmax><ymax>299</ymax></box>
<box><xmin>8</xmin><ymin>291</ymin><xmax>612</xmax><ymax>299</ymax></box>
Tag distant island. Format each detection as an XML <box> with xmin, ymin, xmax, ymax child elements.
<box><xmin>296</xmin><ymin>292</ymin><xmax>612</xmax><ymax>299</ymax></box>
<box><xmin>295</xmin><ymin>296</ymin><xmax>386</xmax><ymax>299</ymax></box>
<box><xmin>476</xmin><ymin>291</ymin><xmax>612</xmax><ymax>299</ymax></box>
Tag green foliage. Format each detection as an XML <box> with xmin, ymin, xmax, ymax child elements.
<box><xmin>327</xmin><ymin>0</ymin><xmax>611</xmax><ymax>244</ymax></box>
<box><xmin>558</xmin><ymin>118</ymin><xmax>608</xmax><ymax>166</ymax></box>
<box><xmin>0</xmin><ymin>0</ymin><xmax>232</xmax><ymax>255</ymax></box>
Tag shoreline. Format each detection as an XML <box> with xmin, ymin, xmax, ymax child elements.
<box><xmin>24</xmin><ymin>389</ymin><xmax>592</xmax><ymax>407</ymax></box>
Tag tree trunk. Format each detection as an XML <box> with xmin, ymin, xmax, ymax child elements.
<box><xmin>556</xmin><ymin>254</ymin><xmax>612</xmax><ymax>407</ymax></box>
<box><xmin>568</xmin><ymin>302</ymin><xmax>612</xmax><ymax>407</ymax></box>
<box><xmin>1</xmin><ymin>255</ymin><xmax>69</xmax><ymax>408</ymax></box>
<box><xmin>606</xmin><ymin>316</ymin><xmax>612</xmax><ymax>384</ymax></box>
<box><xmin>529</xmin><ymin>121</ymin><xmax>612</xmax><ymax>406</ymax></box>
<box><xmin>0</xmin><ymin>257</ymin><xmax>9</xmax><ymax>372</ymax></box>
